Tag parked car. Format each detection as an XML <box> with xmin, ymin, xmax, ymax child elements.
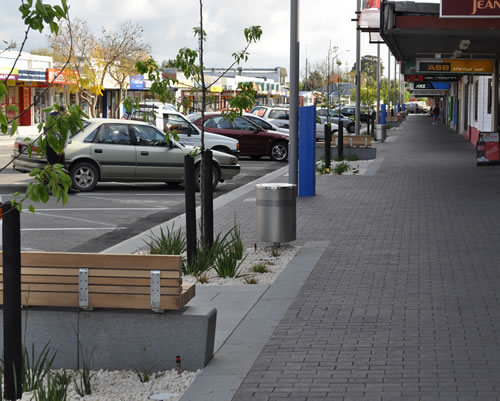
<box><xmin>12</xmin><ymin>119</ymin><xmax>240</xmax><ymax>191</ymax></box>
<box><xmin>187</xmin><ymin>112</ymin><xmax>289</xmax><ymax>161</ymax></box>
<box><xmin>249</xmin><ymin>106</ymin><xmax>339</xmax><ymax>139</ymax></box>
<box><xmin>316</xmin><ymin>108</ymin><xmax>355</xmax><ymax>133</ymax></box>
<box><xmin>242</xmin><ymin>113</ymin><xmax>289</xmax><ymax>134</ymax></box>
<box><xmin>339</xmin><ymin>106</ymin><xmax>375</xmax><ymax>123</ymax></box>
<box><xmin>130</xmin><ymin>107</ymin><xmax>239</xmax><ymax>156</ymax></box>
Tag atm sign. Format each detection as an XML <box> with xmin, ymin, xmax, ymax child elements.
<box><xmin>420</xmin><ymin>63</ymin><xmax>451</xmax><ymax>72</ymax></box>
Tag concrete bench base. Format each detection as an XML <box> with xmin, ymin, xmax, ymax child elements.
<box><xmin>0</xmin><ymin>305</ymin><xmax>216</xmax><ymax>371</ymax></box>
<box><xmin>316</xmin><ymin>146</ymin><xmax>377</xmax><ymax>161</ymax></box>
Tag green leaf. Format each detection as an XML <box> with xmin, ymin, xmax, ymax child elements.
<box><xmin>11</xmin><ymin>120</ymin><xmax>18</xmax><ymax>136</ymax></box>
<box><xmin>29</xmin><ymin>205</ymin><xmax>36</xmax><ymax>213</ymax></box>
<box><xmin>0</xmin><ymin>82</ymin><xmax>7</xmax><ymax>97</ymax></box>
<box><xmin>0</xmin><ymin>113</ymin><xmax>7</xmax><ymax>125</ymax></box>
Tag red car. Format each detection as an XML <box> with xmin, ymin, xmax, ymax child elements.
<box><xmin>187</xmin><ymin>113</ymin><xmax>289</xmax><ymax>161</ymax></box>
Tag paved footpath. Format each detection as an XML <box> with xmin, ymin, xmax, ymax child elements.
<box><xmin>227</xmin><ymin>116</ymin><xmax>500</xmax><ymax>401</ymax></box>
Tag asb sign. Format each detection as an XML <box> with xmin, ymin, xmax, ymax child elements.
<box><xmin>417</xmin><ymin>59</ymin><xmax>494</xmax><ymax>74</ymax></box>
<box><xmin>441</xmin><ymin>0</ymin><xmax>500</xmax><ymax>17</ymax></box>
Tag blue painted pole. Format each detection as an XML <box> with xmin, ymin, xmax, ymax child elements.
<box><xmin>381</xmin><ymin>104</ymin><xmax>387</xmax><ymax>125</ymax></box>
<box><xmin>298</xmin><ymin>105</ymin><xmax>316</xmax><ymax>197</ymax></box>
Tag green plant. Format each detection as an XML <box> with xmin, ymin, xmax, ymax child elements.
<box><xmin>315</xmin><ymin>159</ymin><xmax>331</xmax><ymax>174</ymax></box>
<box><xmin>134</xmin><ymin>366</ymin><xmax>155</xmax><ymax>383</ymax></box>
<box><xmin>270</xmin><ymin>247</ymin><xmax>281</xmax><ymax>258</ymax></box>
<box><xmin>196</xmin><ymin>273</ymin><xmax>210</xmax><ymax>283</ymax></box>
<box><xmin>251</xmin><ymin>263</ymin><xmax>270</xmax><ymax>274</ymax></box>
<box><xmin>74</xmin><ymin>347</ymin><xmax>95</xmax><ymax>397</ymax></box>
<box><xmin>34</xmin><ymin>371</ymin><xmax>69</xmax><ymax>401</ymax></box>
<box><xmin>213</xmin><ymin>247</ymin><xmax>247</xmax><ymax>278</ymax></box>
<box><xmin>22</xmin><ymin>342</ymin><xmax>57</xmax><ymax>392</ymax></box>
<box><xmin>244</xmin><ymin>277</ymin><xmax>258</xmax><ymax>284</ymax></box>
<box><xmin>183</xmin><ymin>225</ymin><xmax>236</xmax><ymax>276</ymax></box>
<box><xmin>147</xmin><ymin>226</ymin><xmax>186</xmax><ymax>256</ymax></box>
<box><xmin>333</xmin><ymin>161</ymin><xmax>351</xmax><ymax>175</ymax></box>
<box><xmin>230</xmin><ymin>222</ymin><xmax>245</xmax><ymax>260</ymax></box>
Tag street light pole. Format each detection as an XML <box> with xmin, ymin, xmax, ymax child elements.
<box><xmin>388</xmin><ymin>50</ymin><xmax>391</xmax><ymax>114</ymax></box>
<box><xmin>355</xmin><ymin>0</ymin><xmax>361</xmax><ymax>135</ymax></box>
<box><xmin>376</xmin><ymin>42</ymin><xmax>380</xmax><ymax>124</ymax></box>
<box><xmin>289</xmin><ymin>0</ymin><xmax>299</xmax><ymax>185</ymax></box>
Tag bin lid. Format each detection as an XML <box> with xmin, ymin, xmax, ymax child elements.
<box><xmin>256</xmin><ymin>183</ymin><xmax>297</xmax><ymax>190</ymax></box>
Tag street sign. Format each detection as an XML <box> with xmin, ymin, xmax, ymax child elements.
<box><xmin>441</xmin><ymin>0</ymin><xmax>500</xmax><ymax>18</ymax></box>
<box><xmin>416</xmin><ymin>59</ymin><xmax>494</xmax><ymax>74</ymax></box>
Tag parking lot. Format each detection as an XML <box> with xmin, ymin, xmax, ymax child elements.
<box><xmin>0</xmin><ymin>138</ymin><xmax>284</xmax><ymax>252</ymax></box>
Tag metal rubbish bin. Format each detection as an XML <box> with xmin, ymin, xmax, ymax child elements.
<box><xmin>376</xmin><ymin>124</ymin><xmax>387</xmax><ymax>142</ymax></box>
<box><xmin>256</xmin><ymin>183</ymin><xmax>296</xmax><ymax>244</ymax></box>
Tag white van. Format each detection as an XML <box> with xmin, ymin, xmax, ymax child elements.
<box><xmin>130</xmin><ymin>106</ymin><xmax>240</xmax><ymax>156</ymax></box>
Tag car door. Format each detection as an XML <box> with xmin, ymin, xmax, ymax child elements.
<box><xmin>231</xmin><ymin>116</ymin><xmax>264</xmax><ymax>155</ymax></box>
<box><xmin>91</xmin><ymin>123</ymin><xmax>136</xmax><ymax>179</ymax></box>
<box><xmin>131</xmin><ymin>124</ymin><xmax>185</xmax><ymax>180</ymax></box>
<box><xmin>163</xmin><ymin>113</ymin><xmax>201</xmax><ymax>148</ymax></box>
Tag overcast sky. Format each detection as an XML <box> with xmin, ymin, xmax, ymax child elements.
<box><xmin>1</xmin><ymin>0</ymin><xmax>440</xmax><ymax>80</ymax></box>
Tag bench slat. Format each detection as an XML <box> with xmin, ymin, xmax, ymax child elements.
<box><xmin>2</xmin><ymin>268</ymin><xmax>180</xmax><ymax>279</ymax></box>
<box><xmin>3</xmin><ymin>252</ymin><xmax>182</xmax><ymax>270</ymax></box>
<box><xmin>0</xmin><ymin>278</ymin><xmax>181</xmax><ymax>287</ymax></box>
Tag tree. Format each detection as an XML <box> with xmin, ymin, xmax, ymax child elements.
<box><xmin>129</xmin><ymin>1</ymin><xmax>262</xmax><ymax>249</ymax></box>
<box><xmin>49</xmin><ymin>19</ymin><xmax>150</xmax><ymax>117</ymax></box>
<box><xmin>352</xmin><ymin>55</ymin><xmax>385</xmax><ymax>84</ymax></box>
<box><xmin>1</xmin><ymin>1</ymin><xmax>86</xmax><ymax>212</ymax></box>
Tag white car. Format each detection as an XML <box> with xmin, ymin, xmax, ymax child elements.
<box><xmin>130</xmin><ymin>108</ymin><xmax>239</xmax><ymax>156</ymax></box>
<box><xmin>250</xmin><ymin>106</ymin><xmax>339</xmax><ymax>140</ymax></box>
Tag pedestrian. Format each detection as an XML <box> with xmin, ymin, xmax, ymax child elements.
<box><xmin>432</xmin><ymin>105</ymin><xmax>440</xmax><ymax>124</ymax></box>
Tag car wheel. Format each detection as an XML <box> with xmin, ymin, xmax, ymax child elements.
<box><xmin>250</xmin><ymin>155</ymin><xmax>262</xmax><ymax>160</ymax></box>
<box><xmin>194</xmin><ymin>164</ymin><xmax>220</xmax><ymax>192</ymax></box>
<box><xmin>71</xmin><ymin>161</ymin><xmax>99</xmax><ymax>192</ymax></box>
<box><xmin>270</xmin><ymin>141</ymin><xmax>288</xmax><ymax>162</ymax></box>
<box><xmin>347</xmin><ymin>123</ymin><xmax>355</xmax><ymax>133</ymax></box>
<box><xmin>212</xmin><ymin>146</ymin><xmax>231</xmax><ymax>155</ymax></box>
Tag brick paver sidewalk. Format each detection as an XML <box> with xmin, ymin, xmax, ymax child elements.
<box><xmin>229</xmin><ymin>116</ymin><xmax>500</xmax><ymax>401</ymax></box>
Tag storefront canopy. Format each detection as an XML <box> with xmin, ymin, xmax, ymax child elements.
<box><xmin>380</xmin><ymin>1</ymin><xmax>500</xmax><ymax>62</ymax></box>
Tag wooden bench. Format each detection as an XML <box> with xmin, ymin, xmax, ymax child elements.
<box><xmin>318</xmin><ymin>135</ymin><xmax>372</xmax><ymax>148</ymax></box>
<box><xmin>0</xmin><ymin>252</ymin><xmax>195</xmax><ymax>311</ymax></box>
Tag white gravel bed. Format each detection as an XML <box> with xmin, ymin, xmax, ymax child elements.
<box><xmin>182</xmin><ymin>243</ymin><xmax>300</xmax><ymax>285</ymax></box>
<box><xmin>20</xmin><ymin>369</ymin><xmax>199</xmax><ymax>401</ymax></box>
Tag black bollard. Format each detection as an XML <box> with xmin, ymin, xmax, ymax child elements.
<box><xmin>184</xmin><ymin>155</ymin><xmax>196</xmax><ymax>265</ymax></box>
<box><xmin>201</xmin><ymin>149</ymin><xmax>214</xmax><ymax>249</ymax></box>
<box><xmin>2</xmin><ymin>202</ymin><xmax>23</xmax><ymax>401</ymax></box>
<box><xmin>338</xmin><ymin>119</ymin><xmax>344</xmax><ymax>161</ymax></box>
<box><xmin>324</xmin><ymin>124</ymin><xmax>331</xmax><ymax>169</ymax></box>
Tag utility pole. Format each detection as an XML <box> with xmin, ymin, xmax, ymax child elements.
<box><xmin>289</xmin><ymin>0</ymin><xmax>299</xmax><ymax>185</ymax></box>
<box><xmin>376</xmin><ymin>42</ymin><xmax>380</xmax><ymax>124</ymax></box>
<box><xmin>388</xmin><ymin>50</ymin><xmax>391</xmax><ymax>113</ymax></box>
<box><xmin>355</xmin><ymin>0</ymin><xmax>361</xmax><ymax>135</ymax></box>
<box><xmin>394</xmin><ymin>56</ymin><xmax>397</xmax><ymax>111</ymax></box>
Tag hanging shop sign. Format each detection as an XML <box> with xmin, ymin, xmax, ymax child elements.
<box><xmin>46</xmin><ymin>68</ymin><xmax>78</xmax><ymax>84</ymax></box>
<box><xmin>0</xmin><ymin>67</ymin><xmax>19</xmax><ymax>81</ymax></box>
<box><xmin>129</xmin><ymin>74</ymin><xmax>145</xmax><ymax>90</ymax></box>
<box><xmin>416</xmin><ymin>59</ymin><xmax>494</xmax><ymax>74</ymax></box>
<box><xmin>210</xmin><ymin>86</ymin><xmax>223</xmax><ymax>93</ymax></box>
<box><xmin>441</xmin><ymin>0</ymin><xmax>500</xmax><ymax>18</ymax></box>
<box><xmin>406</xmin><ymin>74</ymin><xmax>459</xmax><ymax>82</ymax></box>
<box><xmin>18</xmin><ymin>69</ymin><xmax>46</xmax><ymax>82</ymax></box>
<box><xmin>412</xmin><ymin>82</ymin><xmax>451</xmax><ymax>90</ymax></box>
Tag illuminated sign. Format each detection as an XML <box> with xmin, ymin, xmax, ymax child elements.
<box><xmin>441</xmin><ymin>0</ymin><xmax>500</xmax><ymax>17</ymax></box>
<box><xmin>417</xmin><ymin>59</ymin><xmax>494</xmax><ymax>73</ymax></box>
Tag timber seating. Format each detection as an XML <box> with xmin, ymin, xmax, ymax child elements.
<box><xmin>0</xmin><ymin>252</ymin><xmax>195</xmax><ymax>311</ymax></box>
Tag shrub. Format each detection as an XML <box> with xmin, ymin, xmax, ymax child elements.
<box><xmin>34</xmin><ymin>371</ymin><xmax>69</xmax><ymax>401</ymax></box>
<box><xmin>22</xmin><ymin>342</ymin><xmax>56</xmax><ymax>392</ymax></box>
<box><xmin>251</xmin><ymin>263</ymin><xmax>270</xmax><ymax>273</ymax></box>
<box><xmin>244</xmin><ymin>277</ymin><xmax>258</xmax><ymax>284</ymax></box>
<box><xmin>333</xmin><ymin>161</ymin><xmax>351</xmax><ymax>175</ymax></box>
<box><xmin>147</xmin><ymin>226</ymin><xmax>186</xmax><ymax>256</ymax></box>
